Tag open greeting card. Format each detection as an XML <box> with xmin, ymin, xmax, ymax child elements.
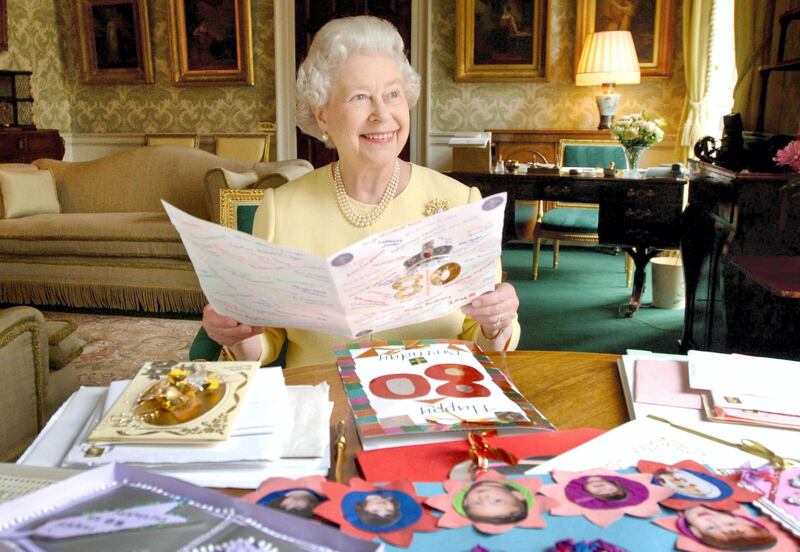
<box><xmin>164</xmin><ymin>193</ymin><xmax>505</xmax><ymax>339</ymax></box>
<box><xmin>336</xmin><ymin>340</ymin><xmax>555</xmax><ymax>450</ymax></box>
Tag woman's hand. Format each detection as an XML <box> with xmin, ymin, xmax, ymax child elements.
<box><xmin>202</xmin><ymin>305</ymin><xmax>264</xmax><ymax>346</ymax></box>
<box><xmin>461</xmin><ymin>282</ymin><xmax>520</xmax><ymax>339</ymax></box>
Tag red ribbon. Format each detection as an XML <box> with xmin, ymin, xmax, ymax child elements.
<box><xmin>467</xmin><ymin>431</ymin><xmax>519</xmax><ymax>472</ymax></box>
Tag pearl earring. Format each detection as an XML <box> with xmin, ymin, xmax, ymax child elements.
<box><xmin>321</xmin><ymin>131</ymin><xmax>328</xmax><ymax>142</ymax></box>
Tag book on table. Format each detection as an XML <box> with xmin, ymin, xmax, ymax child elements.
<box><xmin>335</xmin><ymin>339</ymin><xmax>556</xmax><ymax>450</ymax></box>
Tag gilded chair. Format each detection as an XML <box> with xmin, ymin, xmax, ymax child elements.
<box><xmin>213</xmin><ymin>134</ymin><xmax>271</xmax><ymax>164</ymax></box>
<box><xmin>144</xmin><ymin>133</ymin><xmax>200</xmax><ymax>148</ymax></box>
<box><xmin>189</xmin><ymin>188</ymin><xmax>289</xmax><ymax>363</ymax></box>
<box><xmin>533</xmin><ymin>139</ymin><xmax>633</xmax><ymax>284</ymax></box>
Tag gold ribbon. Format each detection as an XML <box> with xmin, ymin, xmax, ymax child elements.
<box><xmin>468</xmin><ymin>431</ymin><xmax>518</xmax><ymax>472</ymax></box>
<box><xmin>647</xmin><ymin>415</ymin><xmax>799</xmax><ymax>469</ymax></box>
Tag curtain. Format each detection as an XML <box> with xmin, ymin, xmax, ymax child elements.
<box><xmin>732</xmin><ymin>1</ymin><xmax>775</xmax><ymax>132</ymax></box>
<box><xmin>676</xmin><ymin>0</ymin><xmax>715</xmax><ymax>161</ymax></box>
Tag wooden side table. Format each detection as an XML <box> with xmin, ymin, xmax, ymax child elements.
<box><xmin>0</xmin><ymin>128</ymin><xmax>64</xmax><ymax>163</ymax></box>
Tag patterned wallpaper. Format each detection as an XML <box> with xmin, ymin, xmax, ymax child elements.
<box><xmin>0</xmin><ymin>0</ymin><xmax>72</xmax><ymax>131</ymax></box>
<box><xmin>57</xmin><ymin>0</ymin><xmax>276</xmax><ymax>134</ymax></box>
<box><xmin>3</xmin><ymin>1</ymin><xmax>684</xmax><ymax>140</ymax></box>
<box><xmin>430</xmin><ymin>0</ymin><xmax>687</xmax><ymax>135</ymax></box>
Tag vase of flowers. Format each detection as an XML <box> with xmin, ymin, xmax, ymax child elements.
<box><xmin>610</xmin><ymin>112</ymin><xmax>666</xmax><ymax>177</ymax></box>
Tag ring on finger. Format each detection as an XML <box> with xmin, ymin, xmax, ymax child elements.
<box><xmin>494</xmin><ymin>314</ymin><xmax>503</xmax><ymax>327</ymax></box>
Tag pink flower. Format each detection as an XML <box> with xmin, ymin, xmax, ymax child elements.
<box><xmin>773</xmin><ymin>139</ymin><xmax>800</xmax><ymax>171</ymax></box>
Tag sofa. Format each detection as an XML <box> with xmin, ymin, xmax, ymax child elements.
<box><xmin>0</xmin><ymin>146</ymin><xmax>313</xmax><ymax>314</ymax></box>
<box><xmin>0</xmin><ymin>306</ymin><xmax>78</xmax><ymax>461</ymax></box>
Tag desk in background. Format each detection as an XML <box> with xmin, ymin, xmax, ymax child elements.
<box><xmin>449</xmin><ymin>171</ymin><xmax>687</xmax><ymax>315</ymax></box>
<box><xmin>488</xmin><ymin>128</ymin><xmax>676</xmax><ymax>167</ymax></box>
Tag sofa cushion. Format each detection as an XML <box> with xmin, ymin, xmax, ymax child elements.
<box><xmin>0</xmin><ymin>164</ymin><xmax>40</xmax><ymax>218</ymax></box>
<box><xmin>0</xmin><ymin>212</ymin><xmax>188</xmax><ymax>258</ymax></box>
<box><xmin>0</xmin><ymin>169</ymin><xmax>61</xmax><ymax>219</ymax></box>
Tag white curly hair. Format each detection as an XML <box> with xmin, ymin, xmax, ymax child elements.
<box><xmin>295</xmin><ymin>16</ymin><xmax>421</xmax><ymax>148</ymax></box>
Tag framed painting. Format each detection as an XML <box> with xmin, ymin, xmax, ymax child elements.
<box><xmin>0</xmin><ymin>0</ymin><xmax>7</xmax><ymax>52</ymax></box>
<box><xmin>167</xmin><ymin>0</ymin><xmax>254</xmax><ymax>86</ymax></box>
<box><xmin>75</xmin><ymin>0</ymin><xmax>154</xmax><ymax>84</ymax></box>
<box><xmin>575</xmin><ymin>0</ymin><xmax>675</xmax><ymax>78</ymax></box>
<box><xmin>455</xmin><ymin>0</ymin><xmax>549</xmax><ymax>82</ymax></box>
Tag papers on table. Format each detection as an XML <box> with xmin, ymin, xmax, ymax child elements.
<box><xmin>688</xmin><ymin>351</ymin><xmax>800</xmax><ymax>430</ymax></box>
<box><xmin>19</xmin><ymin>369</ymin><xmax>334</xmax><ymax>489</ymax></box>
<box><xmin>688</xmin><ymin>350</ymin><xmax>800</xmax><ymax>399</ymax></box>
<box><xmin>609</xmin><ymin>350</ymin><xmax>800</xmax><ymax>470</ymax></box>
<box><xmin>162</xmin><ymin>193</ymin><xmax>506</xmax><ymax>339</ymax></box>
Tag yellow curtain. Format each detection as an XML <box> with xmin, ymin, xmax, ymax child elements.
<box><xmin>676</xmin><ymin>0</ymin><xmax>715</xmax><ymax>161</ymax></box>
<box><xmin>732</xmin><ymin>1</ymin><xmax>775</xmax><ymax>132</ymax></box>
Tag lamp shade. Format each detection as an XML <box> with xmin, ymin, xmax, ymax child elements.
<box><xmin>576</xmin><ymin>31</ymin><xmax>640</xmax><ymax>86</ymax></box>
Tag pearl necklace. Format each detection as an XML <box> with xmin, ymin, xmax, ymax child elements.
<box><xmin>333</xmin><ymin>159</ymin><xmax>400</xmax><ymax>227</ymax></box>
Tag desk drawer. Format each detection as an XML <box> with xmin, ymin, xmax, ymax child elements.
<box><xmin>599</xmin><ymin>183</ymin><xmax>683</xmax><ymax>247</ymax></box>
<box><xmin>538</xmin><ymin>180</ymin><xmax>600</xmax><ymax>202</ymax></box>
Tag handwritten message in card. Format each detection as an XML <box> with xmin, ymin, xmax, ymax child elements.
<box><xmin>163</xmin><ymin>194</ymin><xmax>506</xmax><ymax>338</ymax></box>
<box><xmin>11</xmin><ymin>502</ymin><xmax>186</xmax><ymax>539</ymax></box>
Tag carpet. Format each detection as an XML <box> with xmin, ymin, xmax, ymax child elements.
<box><xmin>42</xmin><ymin>311</ymin><xmax>199</xmax><ymax>387</ymax></box>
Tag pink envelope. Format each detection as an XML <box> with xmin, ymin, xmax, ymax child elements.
<box><xmin>634</xmin><ymin>359</ymin><xmax>704</xmax><ymax>409</ymax></box>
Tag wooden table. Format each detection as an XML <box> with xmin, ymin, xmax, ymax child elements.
<box><xmin>283</xmin><ymin>350</ymin><xmax>628</xmax><ymax>483</ymax></box>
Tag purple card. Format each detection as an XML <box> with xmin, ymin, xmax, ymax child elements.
<box><xmin>0</xmin><ymin>464</ymin><xmax>380</xmax><ymax>552</ymax></box>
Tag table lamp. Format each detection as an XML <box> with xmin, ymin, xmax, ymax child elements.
<box><xmin>576</xmin><ymin>31</ymin><xmax>640</xmax><ymax>130</ymax></box>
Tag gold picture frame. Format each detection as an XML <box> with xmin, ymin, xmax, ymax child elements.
<box><xmin>455</xmin><ymin>0</ymin><xmax>549</xmax><ymax>82</ymax></box>
<box><xmin>167</xmin><ymin>0</ymin><xmax>254</xmax><ymax>86</ymax></box>
<box><xmin>575</xmin><ymin>0</ymin><xmax>675</xmax><ymax>78</ymax></box>
<box><xmin>75</xmin><ymin>0</ymin><xmax>154</xmax><ymax>84</ymax></box>
<box><xmin>0</xmin><ymin>0</ymin><xmax>7</xmax><ymax>53</ymax></box>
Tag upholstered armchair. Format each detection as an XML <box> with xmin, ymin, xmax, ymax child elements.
<box><xmin>0</xmin><ymin>307</ymin><xmax>78</xmax><ymax>461</ymax></box>
<box><xmin>532</xmin><ymin>140</ymin><xmax>633</xmax><ymax>284</ymax></box>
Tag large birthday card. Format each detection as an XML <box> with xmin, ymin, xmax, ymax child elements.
<box><xmin>336</xmin><ymin>340</ymin><xmax>556</xmax><ymax>450</ymax></box>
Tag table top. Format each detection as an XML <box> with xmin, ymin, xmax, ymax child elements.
<box><xmin>282</xmin><ymin>350</ymin><xmax>628</xmax><ymax>483</ymax></box>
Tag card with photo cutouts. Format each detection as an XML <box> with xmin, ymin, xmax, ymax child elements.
<box><xmin>313</xmin><ymin>478</ymin><xmax>437</xmax><ymax>548</ymax></box>
<box><xmin>425</xmin><ymin>469</ymin><xmax>553</xmax><ymax>535</ymax></box>
<box><xmin>539</xmin><ymin>468</ymin><xmax>674</xmax><ymax>527</ymax></box>
<box><xmin>638</xmin><ymin>459</ymin><xmax>761</xmax><ymax>511</ymax></box>
<box><xmin>653</xmin><ymin>506</ymin><xmax>798</xmax><ymax>551</ymax></box>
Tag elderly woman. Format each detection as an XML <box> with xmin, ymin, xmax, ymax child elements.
<box><xmin>202</xmin><ymin>15</ymin><xmax>521</xmax><ymax>368</ymax></box>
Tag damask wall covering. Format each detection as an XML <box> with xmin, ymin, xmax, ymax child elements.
<box><xmin>0</xmin><ymin>0</ymin><xmax>72</xmax><ymax>132</ymax></box>
<box><xmin>0</xmin><ymin>0</ymin><xmax>275</xmax><ymax>135</ymax></box>
<box><xmin>57</xmin><ymin>0</ymin><xmax>276</xmax><ymax>134</ymax></box>
<box><xmin>429</xmin><ymin>0</ymin><xmax>686</xmax><ymax>135</ymax></box>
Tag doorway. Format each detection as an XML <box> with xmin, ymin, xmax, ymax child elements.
<box><xmin>294</xmin><ymin>1</ymin><xmax>413</xmax><ymax>168</ymax></box>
